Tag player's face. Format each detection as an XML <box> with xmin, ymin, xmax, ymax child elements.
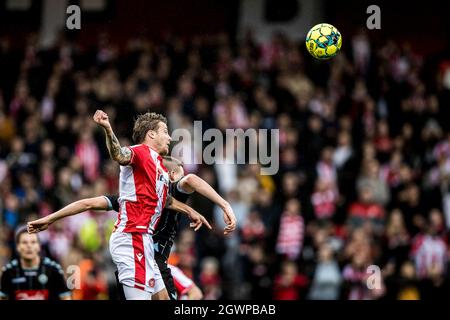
<box><xmin>154</xmin><ymin>122</ymin><xmax>172</xmax><ymax>155</ymax></box>
<box><xmin>17</xmin><ymin>233</ymin><xmax>41</xmax><ymax>261</ymax></box>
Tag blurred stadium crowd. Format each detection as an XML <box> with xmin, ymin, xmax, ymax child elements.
<box><xmin>1</xmin><ymin>29</ymin><xmax>450</xmax><ymax>300</ymax></box>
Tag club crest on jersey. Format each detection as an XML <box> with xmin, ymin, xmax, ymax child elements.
<box><xmin>38</xmin><ymin>274</ymin><xmax>48</xmax><ymax>285</ymax></box>
<box><xmin>148</xmin><ymin>278</ymin><xmax>155</xmax><ymax>288</ymax></box>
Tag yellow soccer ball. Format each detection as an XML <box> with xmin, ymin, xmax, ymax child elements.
<box><xmin>306</xmin><ymin>23</ymin><xmax>342</xmax><ymax>60</ymax></box>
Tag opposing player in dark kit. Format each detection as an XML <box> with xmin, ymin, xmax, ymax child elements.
<box><xmin>0</xmin><ymin>226</ymin><xmax>71</xmax><ymax>300</ymax></box>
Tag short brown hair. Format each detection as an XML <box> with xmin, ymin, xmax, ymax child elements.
<box><xmin>162</xmin><ymin>156</ymin><xmax>184</xmax><ymax>171</ymax></box>
<box><xmin>132</xmin><ymin>112</ymin><xmax>168</xmax><ymax>144</ymax></box>
<box><xmin>15</xmin><ymin>225</ymin><xmax>39</xmax><ymax>244</ymax></box>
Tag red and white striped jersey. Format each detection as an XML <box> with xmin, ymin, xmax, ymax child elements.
<box><xmin>410</xmin><ymin>234</ymin><xmax>448</xmax><ymax>279</ymax></box>
<box><xmin>275</xmin><ymin>213</ymin><xmax>304</xmax><ymax>260</ymax></box>
<box><xmin>114</xmin><ymin>144</ymin><xmax>170</xmax><ymax>234</ymax></box>
<box><xmin>168</xmin><ymin>264</ymin><xmax>195</xmax><ymax>299</ymax></box>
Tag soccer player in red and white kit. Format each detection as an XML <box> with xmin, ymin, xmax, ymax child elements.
<box><xmin>93</xmin><ymin>110</ymin><xmax>210</xmax><ymax>300</ymax></box>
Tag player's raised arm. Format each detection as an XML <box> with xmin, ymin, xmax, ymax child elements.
<box><xmin>93</xmin><ymin>109</ymin><xmax>132</xmax><ymax>166</ymax></box>
<box><xmin>179</xmin><ymin>173</ymin><xmax>236</xmax><ymax>235</ymax></box>
<box><xmin>27</xmin><ymin>196</ymin><xmax>110</xmax><ymax>233</ymax></box>
<box><xmin>165</xmin><ymin>195</ymin><xmax>212</xmax><ymax>231</ymax></box>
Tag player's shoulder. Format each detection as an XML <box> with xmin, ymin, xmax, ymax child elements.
<box><xmin>130</xmin><ymin>144</ymin><xmax>156</xmax><ymax>159</ymax></box>
<box><xmin>130</xmin><ymin>144</ymin><xmax>156</xmax><ymax>154</ymax></box>
<box><xmin>126</xmin><ymin>144</ymin><xmax>146</xmax><ymax>156</ymax></box>
<box><xmin>171</xmin><ymin>179</ymin><xmax>193</xmax><ymax>198</ymax></box>
<box><xmin>42</xmin><ymin>257</ymin><xmax>64</xmax><ymax>274</ymax></box>
<box><xmin>1</xmin><ymin>259</ymin><xmax>18</xmax><ymax>273</ymax></box>
<box><xmin>129</xmin><ymin>144</ymin><xmax>143</xmax><ymax>150</ymax></box>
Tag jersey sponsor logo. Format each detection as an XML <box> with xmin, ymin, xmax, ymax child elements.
<box><xmin>136</xmin><ymin>253</ymin><xmax>144</xmax><ymax>262</ymax></box>
<box><xmin>15</xmin><ymin>290</ymin><xmax>49</xmax><ymax>300</ymax></box>
<box><xmin>156</xmin><ymin>165</ymin><xmax>169</xmax><ymax>184</ymax></box>
<box><xmin>11</xmin><ymin>277</ymin><xmax>26</xmax><ymax>284</ymax></box>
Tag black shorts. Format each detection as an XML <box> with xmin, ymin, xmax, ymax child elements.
<box><xmin>154</xmin><ymin>251</ymin><xmax>177</xmax><ymax>300</ymax></box>
<box><xmin>114</xmin><ymin>252</ymin><xmax>177</xmax><ymax>300</ymax></box>
<box><xmin>114</xmin><ymin>270</ymin><xmax>126</xmax><ymax>300</ymax></box>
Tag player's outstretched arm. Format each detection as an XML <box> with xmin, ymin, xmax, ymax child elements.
<box><xmin>179</xmin><ymin>174</ymin><xmax>236</xmax><ymax>235</ymax></box>
<box><xmin>27</xmin><ymin>197</ymin><xmax>109</xmax><ymax>233</ymax></box>
<box><xmin>93</xmin><ymin>109</ymin><xmax>131</xmax><ymax>166</ymax></box>
<box><xmin>165</xmin><ymin>196</ymin><xmax>212</xmax><ymax>231</ymax></box>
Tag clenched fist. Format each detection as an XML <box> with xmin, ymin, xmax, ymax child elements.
<box><xmin>93</xmin><ymin>110</ymin><xmax>111</xmax><ymax>130</ymax></box>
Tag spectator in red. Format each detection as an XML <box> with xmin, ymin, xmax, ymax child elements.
<box><xmin>80</xmin><ymin>269</ymin><xmax>108</xmax><ymax>300</ymax></box>
<box><xmin>380</xmin><ymin>151</ymin><xmax>404</xmax><ymax>188</ymax></box>
<box><xmin>74</xmin><ymin>130</ymin><xmax>100</xmax><ymax>183</ymax></box>
<box><xmin>374</xmin><ymin>120</ymin><xmax>393</xmax><ymax>159</ymax></box>
<box><xmin>311</xmin><ymin>178</ymin><xmax>338</xmax><ymax>220</ymax></box>
<box><xmin>410</xmin><ymin>222</ymin><xmax>448</xmax><ymax>280</ymax></box>
<box><xmin>348</xmin><ymin>187</ymin><xmax>385</xmax><ymax>235</ymax></box>
<box><xmin>316</xmin><ymin>146</ymin><xmax>338</xmax><ymax>195</ymax></box>
<box><xmin>273</xmin><ymin>260</ymin><xmax>308</xmax><ymax>300</ymax></box>
<box><xmin>342</xmin><ymin>248</ymin><xmax>385</xmax><ymax>300</ymax></box>
<box><xmin>240</xmin><ymin>209</ymin><xmax>266</xmax><ymax>244</ymax></box>
<box><xmin>199</xmin><ymin>257</ymin><xmax>222</xmax><ymax>300</ymax></box>
<box><xmin>276</xmin><ymin>199</ymin><xmax>304</xmax><ymax>261</ymax></box>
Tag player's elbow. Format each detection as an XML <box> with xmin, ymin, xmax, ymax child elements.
<box><xmin>78</xmin><ymin>199</ymin><xmax>94</xmax><ymax>211</ymax></box>
<box><xmin>189</xmin><ymin>286</ymin><xmax>203</xmax><ymax>300</ymax></box>
<box><xmin>79</xmin><ymin>198</ymin><xmax>99</xmax><ymax>211</ymax></box>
